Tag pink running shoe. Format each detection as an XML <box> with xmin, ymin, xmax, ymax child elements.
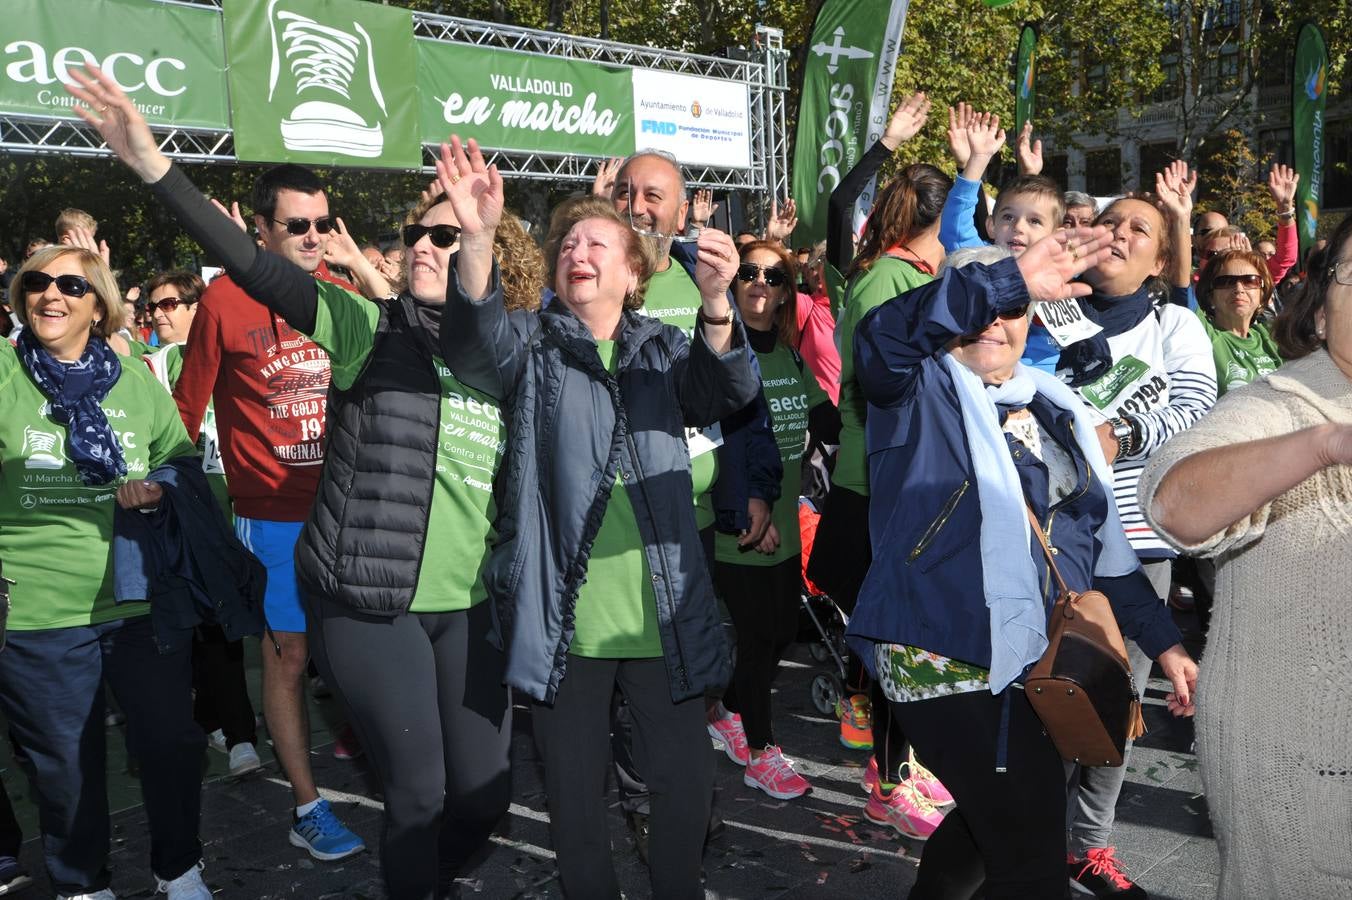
<box><xmin>706</xmin><ymin>710</ymin><xmax>750</xmax><ymax>766</ymax></box>
<box><xmin>743</xmin><ymin>746</ymin><xmax>810</xmax><ymax>799</ymax></box>
<box><xmin>907</xmin><ymin>752</ymin><xmax>954</xmax><ymax>808</ymax></box>
<box><xmin>332</xmin><ymin>724</ymin><xmax>364</xmax><ymax>761</ymax></box>
<box><xmin>860</xmin><ymin>755</ymin><xmax>880</xmax><ymax>794</ymax></box>
<box><xmin>863</xmin><ymin>781</ymin><xmax>943</xmax><ymax>840</ymax></box>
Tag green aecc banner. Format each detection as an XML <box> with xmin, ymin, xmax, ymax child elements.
<box><xmin>1015</xmin><ymin>25</ymin><xmax>1036</xmax><ymax>137</ymax></box>
<box><xmin>1</xmin><ymin>0</ymin><xmax>230</xmax><ymax>128</ymax></box>
<box><xmin>1291</xmin><ymin>22</ymin><xmax>1328</xmax><ymax>261</ymax></box>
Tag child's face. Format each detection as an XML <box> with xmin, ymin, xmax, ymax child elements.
<box><xmin>986</xmin><ymin>193</ymin><xmax>1060</xmax><ymax>257</ymax></box>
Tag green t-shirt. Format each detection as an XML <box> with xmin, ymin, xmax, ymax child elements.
<box><xmin>715</xmin><ymin>342</ymin><xmax>828</xmax><ymax>567</ymax></box>
<box><xmin>835</xmin><ymin>257</ymin><xmax>934</xmax><ymax>495</ymax></box>
<box><xmin>1195</xmin><ymin>309</ymin><xmax>1282</xmax><ymax>396</ymax></box>
<box><xmin>309</xmin><ymin>284</ymin><xmax>502</xmax><ymax>613</ymax></box>
<box><xmin>637</xmin><ymin>260</ymin><xmax>719</xmax><ymax>529</ymax></box>
<box><xmin>570</xmin><ymin>339</ymin><xmax>662</xmax><ymax>658</ymax></box>
<box><xmin>146</xmin><ymin>342</ymin><xmax>231</xmax><ymax>519</ymax></box>
<box><xmin>0</xmin><ymin>339</ymin><xmax>197</xmax><ymax>630</ymax></box>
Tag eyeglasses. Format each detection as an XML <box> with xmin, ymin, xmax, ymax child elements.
<box><xmin>736</xmin><ymin>263</ymin><xmax>787</xmax><ymax>288</ymax></box>
<box><xmin>272</xmin><ymin>216</ymin><xmax>335</xmax><ymax>236</ymax></box>
<box><xmin>21</xmin><ymin>271</ymin><xmax>92</xmax><ymax>298</ymax></box>
<box><xmin>1329</xmin><ymin>260</ymin><xmax>1352</xmax><ymax>286</ymax></box>
<box><xmin>1212</xmin><ymin>273</ymin><xmax>1263</xmax><ymax>291</ymax></box>
<box><xmin>624</xmin><ymin>182</ymin><xmax>700</xmax><ymax>244</ymax></box>
<box><xmin>146</xmin><ymin>297</ymin><xmax>196</xmax><ymax>313</ymax></box>
<box><xmin>402</xmin><ymin>223</ymin><xmax>461</xmax><ymax>249</ymax></box>
<box><xmin>996</xmin><ymin>303</ymin><xmax>1031</xmax><ymax>320</ymax></box>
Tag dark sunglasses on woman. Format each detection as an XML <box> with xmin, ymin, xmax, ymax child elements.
<box><xmin>21</xmin><ymin>271</ymin><xmax>92</xmax><ymax>298</ymax></box>
<box><xmin>273</xmin><ymin>216</ymin><xmax>335</xmax><ymax>236</ymax></box>
<box><xmin>736</xmin><ymin>263</ymin><xmax>787</xmax><ymax>288</ymax></box>
<box><xmin>1213</xmin><ymin>274</ymin><xmax>1263</xmax><ymax>290</ymax></box>
<box><xmin>402</xmin><ymin>224</ymin><xmax>462</xmax><ymax>249</ymax></box>
<box><xmin>145</xmin><ymin>297</ymin><xmax>196</xmax><ymax>313</ymax></box>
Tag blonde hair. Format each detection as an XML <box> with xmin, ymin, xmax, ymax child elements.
<box><xmin>55</xmin><ymin>208</ymin><xmax>98</xmax><ymax>238</ymax></box>
<box><xmin>13</xmin><ymin>246</ymin><xmax>124</xmax><ymax>338</ymax></box>
<box><xmin>404</xmin><ymin>195</ymin><xmax>544</xmax><ymax>312</ymax></box>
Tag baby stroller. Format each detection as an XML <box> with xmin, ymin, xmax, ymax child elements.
<box><xmin>798</xmin><ymin>498</ymin><xmax>851</xmax><ymax>717</ymax></box>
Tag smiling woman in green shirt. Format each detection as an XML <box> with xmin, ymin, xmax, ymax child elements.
<box><xmin>0</xmin><ymin>246</ymin><xmax>210</xmax><ymax>898</ymax></box>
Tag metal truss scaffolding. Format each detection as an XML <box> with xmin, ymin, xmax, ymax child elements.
<box><xmin>0</xmin><ymin>1</ymin><xmax>788</xmax><ymax>200</ymax></box>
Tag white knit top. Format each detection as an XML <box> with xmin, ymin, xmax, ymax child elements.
<box><xmin>1138</xmin><ymin>349</ymin><xmax>1352</xmax><ymax>900</ymax></box>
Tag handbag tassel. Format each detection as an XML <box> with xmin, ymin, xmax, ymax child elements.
<box><xmin>1127</xmin><ymin>700</ymin><xmax>1146</xmax><ymax>742</ymax></box>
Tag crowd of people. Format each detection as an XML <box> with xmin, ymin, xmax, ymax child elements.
<box><xmin>0</xmin><ymin>61</ymin><xmax>1345</xmax><ymax>900</ymax></box>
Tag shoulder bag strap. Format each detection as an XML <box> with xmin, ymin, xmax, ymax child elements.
<box><xmin>1025</xmin><ymin>505</ymin><xmax>1071</xmax><ymax>598</ymax></box>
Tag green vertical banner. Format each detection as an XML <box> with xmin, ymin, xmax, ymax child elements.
<box><xmin>1291</xmin><ymin>22</ymin><xmax>1328</xmax><ymax>262</ymax></box>
<box><xmin>223</xmin><ymin>0</ymin><xmax>421</xmax><ymax>169</ymax></box>
<box><xmin>1015</xmin><ymin>25</ymin><xmax>1037</xmax><ymax>137</ymax></box>
<box><xmin>790</xmin><ymin>0</ymin><xmax>912</xmax><ymax>246</ymax></box>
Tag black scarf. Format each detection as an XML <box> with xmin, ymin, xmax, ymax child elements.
<box><xmin>1056</xmin><ymin>285</ymin><xmax>1154</xmax><ymax>387</ymax></box>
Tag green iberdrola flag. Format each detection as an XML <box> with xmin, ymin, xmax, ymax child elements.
<box><xmin>1291</xmin><ymin>22</ymin><xmax>1328</xmax><ymax>262</ymax></box>
<box><xmin>790</xmin><ymin>1</ymin><xmax>913</xmax><ymax>249</ymax></box>
<box><xmin>1015</xmin><ymin>25</ymin><xmax>1037</xmax><ymax>137</ymax></box>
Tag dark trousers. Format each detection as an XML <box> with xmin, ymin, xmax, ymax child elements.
<box><xmin>307</xmin><ymin>596</ymin><xmax>511</xmax><ymax>900</ymax></box>
<box><xmin>713</xmin><ymin>555</ymin><xmax>801</xmax><ymax>748</ymax></box>
<box><xmin>844</xmin><ymin>660</ymin><xmax>907</xmax><ymax>778</ymax></box>
<box><xmin>534</xmin><ymin>655</ymin><xmax>712</xmax><ymax>900</ymax></box>
<box><xmin>191</xmin><ymin>624</ymin><xmax>257</xmax><ymax>749</ymax></box>
<box><xmin>0</xmin><ymin>778</ymin><xmax>20</xmax><ymax>858</ymax></box>
<box><xmin>0</xmin><ymin>616</ymin><xmax>204</xmax><ymax>895</ymax></box>
<box><xmin>891</xmin><ymin>690</ymin><xmax>1067</xmax><ymax>900</ymax></box>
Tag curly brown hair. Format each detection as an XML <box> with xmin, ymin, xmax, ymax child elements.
<box><xmin>405</xmin><ymin>194</ymin><xmax>544</xmax><ymax>312</ymax></box>
<box><xmin>737</xmin><ymin>240</ymin><xmax>799</xmax><ymax>346</ymax></box>
<box><xmin>847</xmin><ymin>164</ymin><xmax>951</xmax><ymax>280</ymax></box>
<box><xmin>543</xmin><ymin>195</ymin><xmax>657</xmax><ymax>310</ymax></box>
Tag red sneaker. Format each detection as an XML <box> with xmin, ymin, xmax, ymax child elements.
<box><xmin>1067</xmin><ymin>846</ymin><xmax>1147</xmax><ymax>898</ymax></box>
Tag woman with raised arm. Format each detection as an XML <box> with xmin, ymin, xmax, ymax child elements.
<box><xmin>435</xmin><ymin>136</ymin><xmax>758</xmax><ymax>899</ymax></box>
<box><xmin>66</xmin><ymin>66</ymin><xmax>533</xmax><ymax>900</ymax></box>
<box><xmin>851</xmin><ymin>234</ymin><xmax>1198</xmax><ymax>899</ymax></box>
<box><xmin>1140</xmin><ymin>214</ymin><xmax>1352</xmax><ymax>900</ymax></box>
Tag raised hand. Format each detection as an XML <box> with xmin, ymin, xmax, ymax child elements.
<box><xmin>1268</xmin><ymin>163</ymin><xmax>1299</xmax><ymax>212</ymax></box>
<box><xmin>1154</xmin><ymin>160</ymin><xmax>1197</xmax><ymax>222</ymax></box>
<box><xmin>764</xmin><ymin>197</ymin><xmax>798</xmax><ymax>244</ymax></box>
<box><xmin>64</xmin><ymin>64</ymin><xmax>169</xmax><ymax>183</ymax></box>
<box><xmin>208</xmin><ymin>198</ymin><xmax>248</xmax><ymax>233</ymax></box>
<box><xmin>591</xmin><ymin>156</ymin><xmax>623</xmax><ymax>199</ymax></box>
<box><xmin>436</xmin><ymin>136</ymin><xmax>503</xmax><ymax>238</ymax></box>
<box><xmin>692</xmin><ymin>227</ymin><xmax>739</xmax><ymax>303</ymax></box>
<box><xmin>966</xmin><ymin>112</ymin><xmax>1006</xmax><ymax>159</ymax></box>
<box><xmin>691</xmin><ymin>188</ymin><xmax>720</xmax><ymax>227</ymax></box>
<box><xmin>1015</xmin><ymin>120</ymin><xmax>1043</xmax><ymax>176</ymax></box>
<box><xmin>947</xmin><ymin>102</ymin><xmax>976</xmax><ymax>168</ymax></box>
<box><xmin>60</xmin><ymin>226</ymin><xmax>111</xmax><ymax>265</ymax></box>
<box><xmin>418</xmin><ymin>177</ymin><xmax>445</xmax><ymax>210</ymax></box>
<box><xmin>1224</xmin><ymin>232</ymin><xmax>1252</xmax><ymax>253</ymax></box>
<box><xmin>1016</xmin><ymin>226</ymin><xmax>1113</xmax><ymax>301</ymax></box>
<box><xmin>882</xmin><ymin>92</ymin><xmax>931</xmax><ymax>151</ymax></box>
<box><xmin>322</xmin><ymin>217</ymin><xmax>365</xmax><ymax>271</ymax></box>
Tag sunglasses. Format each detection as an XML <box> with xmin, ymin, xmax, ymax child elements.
<box><xmin>146</xmin><ymin>297</ymin><xmax>196</xmax><ymax>313</ymax></box>
<box><xmin>402</xmin><ymin>223</ymin><xmax>461</xmax><ymax>249</ymax></box>
<box><xmin>272</xmin><ymin>216</ymin><xmax>335</xmax><ymax>236</ymax></box>
<box><xmin>996</xmin><ymin>303</ymin><xmax>1032</xmax><ymax>320</ymax></box>
<box><xmin>1212</xmin><ymin>273</ymin><xmax>1263</xmax><ymax>290</ymax></box>
<box><xmin>736</xmin><ymin>263</ymin><xmax>787</xmax><ymax>288</ymax></box>
<box><xmin>21</xmin><ymin>271</ymin><xmax>92</xmax><ymax>298</ymax></box>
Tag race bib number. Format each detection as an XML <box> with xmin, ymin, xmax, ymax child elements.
<box><xmin>1035</xmin><ymin>298</ymin><xmax>1102</xmax><ymax>348</ymax></box>
<box><xmin>1080</xmin><ymin>354</ymin><xmax>1166</xmax><ymax>417</ymax></box>
<box><xmin>686</xmin><ymin>422</ymin><xmax>723</xmax><ymax>459</ymax></box>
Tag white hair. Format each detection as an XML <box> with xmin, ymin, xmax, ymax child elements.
<box><xmin>938</xmin><ymin>244</ymin><xmax>1013</xmax><ymax>275</ymax></box>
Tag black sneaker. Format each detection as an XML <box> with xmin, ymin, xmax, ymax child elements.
<box><xmin>0</xmin><ymin>855</ymin><xmax>32</xmax><ymax>895</ymax></box>
<box><xmin>1068</xmin><ymin>847</ymin><xmax>1147</xmax><ymax>898</ymax></box>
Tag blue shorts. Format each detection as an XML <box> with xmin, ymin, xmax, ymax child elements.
<box><xmin>235</xmin><ymin>516</ymin><xmax>308</xmax><ymax>634</ymax></box>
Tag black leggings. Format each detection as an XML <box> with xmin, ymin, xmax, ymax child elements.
<box><xmin>307</xmin><ymin>597</ymin><xmax>512</xmax><ymax>900</ymax></box>
<box><xmin>534</xmin><ymin>655</ymin><xmax>712</xmax><ymax>900</ymax></box>
<box><xmin>714</xmin><ymin>555</ymin><xmax>801</xmax><ymax>748</ymax></box>
<box><xmin>891</xmin><ymin>690</ymin><xmax>1067</xmax><ymax>900</ymax></box>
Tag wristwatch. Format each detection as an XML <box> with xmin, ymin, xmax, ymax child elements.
<box><xmin>1107</xmin><ymin>417</ymin><xmax>1135</xmax><ymax>458</ymax></box>
<box><xmin>1277</xmin><ymin>207</ymin><xmax>1296</xmax><ymax>220</ymax></box>
<box><xmin>698</xmin><ymin>307</ymin><xmax>734</xmax><ymax>327</ymax></box>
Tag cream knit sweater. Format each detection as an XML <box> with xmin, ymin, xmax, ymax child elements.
<box><xmin>1138</xmin><ymin>349</ymin><xmax>1352</xmax><ymax>900</ymax></box>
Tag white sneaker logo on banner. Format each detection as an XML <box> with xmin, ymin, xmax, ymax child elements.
<box><xmin>267</xmin><ymin>0</ymin><xmax>387</xmax><ymax>158</ymax></box>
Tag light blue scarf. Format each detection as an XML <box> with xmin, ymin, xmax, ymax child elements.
<box><xmin>941</xmin><ymin>353</ymin><xmax>1140</xmax><ymax>693</ymax></box>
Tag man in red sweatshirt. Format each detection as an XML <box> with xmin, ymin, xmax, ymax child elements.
<box><xmin>173</xmin><ymin>164</ymin><xmax>364</xmax><ymax>861</ymax></box>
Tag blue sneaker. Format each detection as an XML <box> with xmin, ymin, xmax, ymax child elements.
<box><xmin>288</xmin><ymin>799</ymin><xmax>365</xmax><ymax>861</ymax></box>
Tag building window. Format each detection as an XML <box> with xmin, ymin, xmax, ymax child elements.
<box><xmin>1326</xmin><ymin>119</ymin><xmax>1352</xmax><ymax>210</ymax></box>
<box><xmin>1045</xmin><ymin>154</ymin><xmax>1069</xmax><ymax>190</ymax></box>
<box><xmin>1085</xmin><ymin>148</ymin><xmax>1122</xmax><ymax>196</ymax></box>
<box><xmin>1150</xmin><ymin>57</ymin><xmax>1180</xmax><ymax>103</ymax></box>
<box><xmin>1138</xmin><ymin>142</ymin><xmax>1178</xmax><ymax>188</ymax></box>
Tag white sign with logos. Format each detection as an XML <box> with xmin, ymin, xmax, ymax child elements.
<box><xmin>631</xmin><ymin>69</ymin><xmax>751</xmax><ymax>169</ymax></box>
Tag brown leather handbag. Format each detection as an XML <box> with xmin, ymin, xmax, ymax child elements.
<box><xmin>1023</xmin><ymin>508</ymin><xmax>1145</xmax><ymax>767</ymax></box>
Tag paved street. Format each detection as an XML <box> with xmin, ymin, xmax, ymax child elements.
<box><xmin>3</xmin><ymin>620</ymin><xmax>1217</xmax><ymax>899</ymax></box>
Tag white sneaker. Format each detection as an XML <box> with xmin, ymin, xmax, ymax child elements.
<box><xmin>61</xmin><ymin>891</ymin><xmax>117</xmax><ymax>900</ymax></box>
<box><xmin>228</xmin><ymin>742</ymin><xmax>262</xmax><ymax>777</ymax></box>
<box><xmin>156</xmin><ymin>861</ymin><xmax>210</xmax><ymax>899</ymax></box>
<box><xmin>206</xmin><ymin>729</ymin><xmax>227</xmax><ymax>754</ymax></box>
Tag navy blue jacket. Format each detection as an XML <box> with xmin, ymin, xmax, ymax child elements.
<box><xmin>442</xmin><ymin>267</ymin><xmax>760</xmax><ymax>704</ymax></box>
<box><xmin>847</xmin><ymin>259</ymin><xmax>1182</xmax><ymax>672</ymax></box>
<box><xmin>113</xmin><ymin>457</ymin><xmax>267</xmax><ymax>654</ymax></box>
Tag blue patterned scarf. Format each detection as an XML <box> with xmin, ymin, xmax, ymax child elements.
<box><xmin>17</xmin><ymin>328</ymin><xmax>127</xmax><ymax>486</ymax></box>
